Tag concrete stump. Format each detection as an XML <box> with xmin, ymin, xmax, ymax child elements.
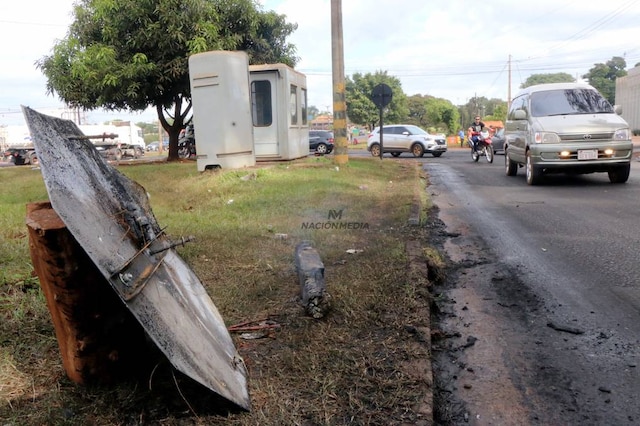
<box><xmin>294</xmin><ymin>241</ymin><xmax>330</xmax><ymax>318</ymax></box>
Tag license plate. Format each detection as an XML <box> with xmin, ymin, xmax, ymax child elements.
<box><xmin>578</xmin><ymin>149</ymin><xmax>598</xmax><ymax>160</ymax></box>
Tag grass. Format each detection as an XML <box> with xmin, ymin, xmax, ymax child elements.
<box><xmin>0</xmin><ymin>156</ymin><xmax>436</xmax><ymax>425</ymax></box>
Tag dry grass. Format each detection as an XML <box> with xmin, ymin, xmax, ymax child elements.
<box><xmin>0</xmin><ymin>156</ymin><xmax>436</xmax><ymax>425</ymax></box>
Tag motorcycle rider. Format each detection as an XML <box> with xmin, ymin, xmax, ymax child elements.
<box><xmin>468</xmin><ymin>116</ymin><xmax>487</xmax><ymax>152</ymax></box>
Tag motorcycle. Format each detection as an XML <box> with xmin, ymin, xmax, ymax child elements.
<box><xmin>468</xmin><ymin>129</ymin><xmax>494</xmax><ymax>163</ymax></box>
<box><xmin>178</xmin><ymin>124</ymin><xmax>196</xmax><ymax>159</ymax></box>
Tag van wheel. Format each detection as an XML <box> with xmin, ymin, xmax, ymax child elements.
<box><xmin>505</xmin><ymin>149</ymin><xmax>517</xmax><ymax>176</ymax></box>
<box><xmin>411</xmin><ymin>143</ymin><xmax>424</xmax><ymax>158</ymax></box>
<box><xmin>370</xmin><ymin>143</ymin><xmax>381</xmax><ymax>157</ymax></box>
<box><xmin>525</xmin><ymin>151</ymin><xmax>541</xmax><ymax>185</ymax></box>
<box><xmin>608</xmin><ymin>164</ymin><xmax>630</xmax><ymax>183</ymax></box>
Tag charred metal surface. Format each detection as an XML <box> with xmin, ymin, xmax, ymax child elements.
<box><xmin>23</xmin><ymin>106</ymin><xmax>250</xmax><ymax>410</ymax></box>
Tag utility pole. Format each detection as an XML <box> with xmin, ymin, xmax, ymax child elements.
<box><xmin>331</xmin><ymin>0</ymin><xmax>348</xmax><ymax>165</ymax></box>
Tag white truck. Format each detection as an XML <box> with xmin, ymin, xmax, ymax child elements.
<box><xmin>0</xmin><ymin>125</ymin><xmax>39</xmax><ymax>165</ymax></box>
<box><xmin>79</xmin><ymin>121</ymin><xmax>146</xmax><ymax>161</ymax></box>
<box><xmin>1</xmin><ymin>121</ymin><xmax>146</xmax><ymax>165</ymax></box>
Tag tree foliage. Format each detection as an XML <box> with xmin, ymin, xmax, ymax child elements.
<box><xmin>582</xmin><ymin>56</ymin><xmax>627</xmax><ymax>105</ymax></box>
<box><xmin>345</xmin><ymin>71</ymin><xmax>408</xmax><ymax>129</ymax></box>
<box><xmin>520</xmin><ymin>72</ymin><xmax>575</xmax><ymax>88</ymax></box>
<box><xmin>37</xmin><ymin>0</ymin><xmax>298</xmax><ymax>160</ymax></box>
<box><xmin>406</xmin><ymin>94</ymin><xmax>459</xmax><ymax>134</ymax></box>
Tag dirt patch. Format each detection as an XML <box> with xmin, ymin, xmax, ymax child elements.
<box><xmin>424</xmin><ymin>208</ymin><xmax>541</xmax><ymax>424</ymax></box>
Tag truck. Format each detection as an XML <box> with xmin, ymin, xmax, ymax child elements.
<box><xmin>0</xmin><ymin>125</ymin><xmax>39</xmax><ymax>165</ymax></box>
<box><xmin>1</xmin><ymin>121</ymin><xmax>146</xmax><ymax>165</ymax></box>
<box><xmin>79</xmin><ymin>121</ymin><xmax>146</xmax><ymax>161</ymax></box>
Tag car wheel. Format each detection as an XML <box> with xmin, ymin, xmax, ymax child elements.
<box><xmin>432</xmin><ymin>152</ymin><xmax>443</xmax><ymax>157</ymax></box>
<box><xmin>525</xmin><ymin>150</ymin><xmax>541</xmax><ymax>185</ymax></box>
<box><xmin>608</xmin><ymin>164</ymin><xmax>630</xmax><ymax>183</ymax></box>
<box><xmin>391</xmin><ymin>152</ymin><xmax>401</xmax><ymax>157</ymax></box>
<box><xmin>505</xmin><ymin>148</ymin><xmax>517</xmax><ymax>176</ymax></box>
<box><xmin>316</xmin><ymin>143</ymin><xmax>328</xmax><ymax>155</ymax></box>
<box><xmin>370</xmin><ymin>143</ymin><xmax>381</xmax><ymax>157</ymax></box>
<box><xmin>411</xmin><ymin>143</ymin><xmax>424</xmax><ymax>158</ymax></box>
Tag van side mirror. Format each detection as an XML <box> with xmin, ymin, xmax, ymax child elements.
<box><xmin>513</xmin><ymin>109</ymin><xmax>527</xmax><ymax>120</ymax></box>
<box><xmin>614</xmin><ymin>105</ymin><xmax>622</xmax><ymax>115</ymax></box>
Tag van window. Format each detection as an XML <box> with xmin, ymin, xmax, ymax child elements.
<box><xmin>530</xmin><ymin>88</ymin><xmax>613</xmax><ymax>117</ymax></box>
<box><xmin>508</xmin><ymin>94</ymin><xmax>528</xmax><ymax>119</ymax></box>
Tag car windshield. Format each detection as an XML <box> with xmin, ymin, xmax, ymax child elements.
<box><xmin>530</xmin><ymin>89</ymin><xmax>614</xmax><ymax>117</ymax></box>
<box><xmin>402</xmin><ymin>125</ymin><xmax>427</xmax><ymax>135</ymax></box>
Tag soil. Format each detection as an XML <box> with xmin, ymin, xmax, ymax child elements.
<box><xmin>425</xmin><ymin>205</ymin><xmax>596</xmax><ymax>425</ymax></box>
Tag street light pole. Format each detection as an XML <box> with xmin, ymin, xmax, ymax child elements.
<box><xmin>331</xmin><ymin>0</ymin><xmax>348</xmax><ymax>165</ymax></box>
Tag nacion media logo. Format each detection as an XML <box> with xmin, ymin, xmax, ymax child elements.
<box><xmin>301</xmin><ymin>209</ymin><xmax>370</xmax><ymax>230</ymax></box>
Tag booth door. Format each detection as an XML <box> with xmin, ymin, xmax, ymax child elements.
<box><xmin>251</xmin><ymin>73</ymin><xmax>279</xmax><ymax>156</ymax></box>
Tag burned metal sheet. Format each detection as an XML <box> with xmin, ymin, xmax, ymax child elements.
<box><xmin>22</xmin><ymin>106</ymin><xmax>250</xmax><ymax>410</ymax></box>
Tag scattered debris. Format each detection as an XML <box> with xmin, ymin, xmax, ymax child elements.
<box><xmin>274</xmin><ymin>233</ymin><xmax>288</xmax><ymax>240</ymax></box>
<box><xmin>228</xmin><ymin>318</ymin><xmax>281</xmax><ymax>333</ymax></box>
<box><xmin>240</xmin><ymin>172</ymin><xmax>257</xmax><ymax>181</ymax></box>
<box><xmin>462</xmin><ymin>335</ymin><xmax>478</xmax><ymax>348</ymax></box>
<box><xmin>346</xmin><ymin>249</ymin><xmax>363</xmax><ymax>254</ymax></box>
<box><xmin>546</xmin><ymin>321</ymin><xmax>584</xmax><ymax>335</ymax></box>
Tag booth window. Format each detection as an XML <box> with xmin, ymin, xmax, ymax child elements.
<box><xmin>251</xmin><ymin>80</ymin><xmax>272</xmax><ymax>127</ymax></box>
<box><xmin>301</xmin><ymin>88</ymin><xmax>308</xmax><ymax>125</ymax></box>
<box><xmin>290</xmin><ymin>85</ymin><xmax>298</xmax><ymax>125</ymax></box>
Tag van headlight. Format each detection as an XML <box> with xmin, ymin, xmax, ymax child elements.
<box><xmin>613</xmin><ymin>128</ymin><xmax>630</xmax><ymax>140</ymax></box>
<box><xmin>534</xmin><ymin>132</ymin><xmax>560</xmax><ymax>144</ymax></box>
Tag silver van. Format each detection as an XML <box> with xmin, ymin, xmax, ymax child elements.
<box><xmin>504</xmin><ymin>82</ymin><xmax>633</xmax><ymax>185</ymax></box>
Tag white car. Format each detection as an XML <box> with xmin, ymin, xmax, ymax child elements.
<box><xmin>367</xmin><ymin>124</ymin><xmax>447</xmax><ymax>158</ymax></box>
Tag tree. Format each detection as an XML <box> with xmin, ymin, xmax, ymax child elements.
<box><xmin>520</xmin><ymin>73</ymin><xmax>575</xmax><ymax>88</ymax></box>
<box><xmin>406</xmin><ymin>95</ymin><xmax>429</xmax><ymax>127</ymax></box>
<box><xmin>307</xmin><ymin>105</ymin><xmax>320</xmax><ymax>121</ymax></box>
<box><xmin>407</xmin><ymin>94</ymin><xmax>459</xmax><ymax>134</ymax></box>
<box><xmin>485</xmin><ymin>102</ymin><xmax>508</xmax><ymax>122</ymax></box>
<box><xmin>345</xmin><ymin>71</ymin><xmax>408</xmax><ymax>130</ymax></box>
<box><xmin>583</xmin><ymin>56</ymin><xmax>627</xmax><ymax>105</ymax></box>
<box><xmin>37</xmin><ymin>0</ymin><xmax>298</xmax><ymax>161</ymax></box>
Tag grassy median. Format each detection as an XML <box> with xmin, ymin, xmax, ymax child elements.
<box><xmin>0</xmin><ymin>156</ymin><xmax>436</xmax><ymax>425</ymax></box>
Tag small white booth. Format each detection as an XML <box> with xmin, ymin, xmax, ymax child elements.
<box><xmin>248</xmin><ymin>64</ymin><xmax>309</xmax><ymax>161</ymax></box>
<box><xmin>188</xmin><ymin>51</ymin><xmax>255</xmax><ymax>171</ymax></box>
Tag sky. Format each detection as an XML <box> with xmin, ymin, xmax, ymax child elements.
<box><xmin>2</xmin><ymin>0</ymin><xmax>640</xmax><ymax>127</ymax></box>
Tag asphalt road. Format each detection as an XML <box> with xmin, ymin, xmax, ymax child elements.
<box><xmin>421</xmin><ymin>148</ymin><xmax>640</xmax><ymax>424</ymax></box>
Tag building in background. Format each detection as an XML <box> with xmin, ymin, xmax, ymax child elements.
<box><xmin>615</xmin><ymin>66</ymin><xmax>640</xmax><ymax>132</ymax></box>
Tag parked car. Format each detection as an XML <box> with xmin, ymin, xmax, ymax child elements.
<box><xmin>504</xmin><ymin>82</ymin><xmax>632</xmax><ymax>185</ymax></box>
<box><xmin>309</xmin><ymin>130</ymin><xmax>334</xmax><ymax>154</ymax></box>
<box><xmin>146</xmin><ymin>140</ymin><xmax>169</xmax><ymax>151</ymax></box>
<box><xmin>367</xmin><ymin>124</ymin><xmax>447</xmax><ymax>158</ymax></box>
<box><xmin>491</xmin><ymin>128</ymin><xmax>505</xmax><ymax>154</ymax></box>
